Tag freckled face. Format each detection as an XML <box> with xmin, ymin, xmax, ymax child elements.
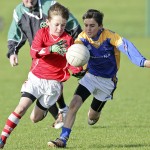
<box><xmin>46</xmin><ymin>15</ymin><xmax>67</xmax><ymax>37</ymax></box>
<box><xmin>83</xmin><ymin>18</ymin><xmax>102</xmax><ymax>38</ymax></box>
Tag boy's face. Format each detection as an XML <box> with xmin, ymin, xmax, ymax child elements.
<box><xmin>83</xmin><ymin>18</ymin><xmax>102</xmax><ymax>38</ymax></box>
<box><xmin>22</xmin><ymin>0</ymin><xmax>38</xmax><ymax>8</ymax></box>
<box><xmin>46</xmin><ymin>15</ymin><xmax>67</xmax><ymax>37</ymax></box>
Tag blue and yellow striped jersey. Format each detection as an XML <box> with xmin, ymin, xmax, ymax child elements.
<box><xmin>74</xmin><ymin>28</ymin><xmax>146</xmax><ymax>78</ymax></box>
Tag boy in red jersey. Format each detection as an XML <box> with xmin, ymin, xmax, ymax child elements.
<box><xmin>0</xmin><ymin>3</ymin><xmax>82</xmax><ymax>149</ymax></box>
<box><xmin>7</xmin><ymin>0</ymin><xmax>83</xmax><ymax>130</ymax></box>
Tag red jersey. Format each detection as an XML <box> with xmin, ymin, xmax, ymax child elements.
<box><xmin>30</xmin><ymin>27</ymin><xmax>82</xmax><ymax>82</ymax></box>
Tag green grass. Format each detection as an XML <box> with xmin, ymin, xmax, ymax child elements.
<box><xmin>0</xmin><ymin>0</ymin><xmax>150</xmax><ymax>149</ymax></box>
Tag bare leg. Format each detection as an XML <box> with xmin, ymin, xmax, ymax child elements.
<box><xmin>47</xmin><ymin>95</ymin><xmax>83</xmax><ymax>148</ymax></box>
<box><xmin>0</xmin><ymin>97</ymin><xmax>32</xmax><ymax>148</ymax></box>
<box><xmin>14</xmin><ymin>97</ymin><xmax>33</xmax><ymax>116</ymax></box>
<box><xmin>87</xmin><ymin>108</ymin><xmax>100</xmax><ymax>125</ymax></box>
<box><xmin>64</xmin><ymin>95</ymin><xmax>83</xmax><ymax>129</ymax></box>
<box><xmin>30</xmin><ymin>105</ymin><xmax>47</xmax><ymax>123</ymax></box>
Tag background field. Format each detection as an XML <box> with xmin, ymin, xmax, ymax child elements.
<box><xmin>0</xmin><ymin>0</ymin><xmax>150</xmax><ymax>149</ymax></box>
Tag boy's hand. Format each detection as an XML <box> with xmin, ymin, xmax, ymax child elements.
<box><xmin>72</xmin><ymin>69</ymin><xmax>88</xmax><ymax>79</ymax></box>
<box><xmin>50</xmin><ymin>40</ymin><xmax>68</xmax><ymax>56</ymax></box>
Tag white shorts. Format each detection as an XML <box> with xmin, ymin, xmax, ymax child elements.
<box><xmin>79</xmin><ymin>73</ymin><xmax>116</xmax><ymax>101</ymax></box>
<box><xmin>21</xmin><ymin>72</ymin><xmax>62</xmax><ymax>109</ymax></box>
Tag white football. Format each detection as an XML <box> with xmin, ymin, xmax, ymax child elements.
<box><xmin>66</xmin><ymin>44</ymin><xmax>90</xmax><ymax>67</ymax></box>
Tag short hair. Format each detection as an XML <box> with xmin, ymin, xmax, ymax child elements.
<box><xmin>48</xmin><ymin>2</ymin><xmax>69</xmax><ymax>20</ymax></box>
<box><xmin>82</xmin><ymin>9</ymin><xmax>104</xmax><ymax>26</ymax></box>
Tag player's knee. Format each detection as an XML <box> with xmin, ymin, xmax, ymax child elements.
<box><xmin>88</xmin><ymin>109</ymin><xmax>101</xmax><ymax>121</ymax></box>
<box><xmin>88</xmin><ymin>114</ymin><xmax>100</xmax><ymax>121</ymax></box>
<box><xmin>30</xmin><ymin>115</ymin><xmax>40</xmax><ymax>123</ymax></box>
<box><xmin>88</xmin><ymin>110</ymin><xmax>100</xmax><ymax>125</ymax></box>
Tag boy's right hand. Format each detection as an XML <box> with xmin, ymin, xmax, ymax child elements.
<box><xmin>50</xmin><ymin>40</ymin><xmax>68</xmax><ymax>56</ymax></box>
<box><xmin>9</xmin><ymin>54</ymin><xmax>18</xmax><ymax>67</ymax></box>
<box><xmin>72</xmin><ymin>69</ymin><xmax>88</xmax><ymax>79</ymax></box>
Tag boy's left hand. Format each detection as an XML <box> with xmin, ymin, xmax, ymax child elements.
<box><xmin>72</xmin><ymin>69</ymin><xmax>87</xmax><ymax>79</ymax></box>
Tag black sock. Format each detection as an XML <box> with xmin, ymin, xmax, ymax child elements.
<box><xmin>48</xmin><ymin>103</ymin><xmax>58</xmax><ymax>119</ymax></box>
<box><xmin>57</xmin><ymin>93</ymin><xmax>66</xmax><ymax>109</ymax></box>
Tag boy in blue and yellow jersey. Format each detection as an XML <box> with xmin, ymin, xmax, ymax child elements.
<box><xmin>6</xmin><ymin>0</ymin><xmax>82</xmax><ymax>130</ymax></box>
<box><xmin>48</xmin><ymin>9</ymin><xmax>150</xmax><ymax>148</ymax></box>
